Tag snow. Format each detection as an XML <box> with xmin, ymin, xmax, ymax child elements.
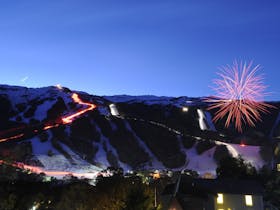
<box><xmin>104</xmin><ymin>95</ymin><xmax>172</xmax><ymax>104</ymax></box>
<box><xmin>29</xmin><ymin>135</ymin><xmax>103</xmax><ymax>179</ymax></box>
<box><xmin>97</xmin><ymin>106</ymin><xmax>110</xmax><ymax>116</ymax></box>
<box><xmin>95</xmin><ymin>124</ymin><xmax>131</xmax><ymax>171</ymax></box>
<box><xmin>123</xmin><ymin>120</ymin><xmax>165</xmax><ymax>169</ymax></box>
<box><xmin>31</xmin><ymin>133</ymin><xmax>57</xmax><ymax>155</ymax></box>
<box><xmin>94</xmin><ymin>142</ymin><xmax>110</xmax><ymax>168</ymax></box>
<box><xmin>0</xmin><ymin>85</ymin><xmax>268</xmax><ymax>178</ymax></box>
<box><xmin>215</xmin><ymin>141</ymin><xmax>264</xmax><ymax>169</ymax></box>
<box><xmin>197</xmin><ymin>109</ymin><xmax>208</xmax><ymax>131</ymax></box>
<box><xmin>109</xmin><ymin>104</ymin><xmax>120</xmax><ymax>116</ymax></box>
<box><xmin>230</xmin><ymin>143</ymin><xmax>264</xmax><ymax>169</ymax></box>
<box><xmin>104</xmin><ymin>95</ymin><xmax>204</xmax><ymax>107</ymax></box>
<box><xmin>34</xmin><ymin>100</ymin><xmax>55</xmax><ymax>121</ymax></box>
<box><xmin>92</xmin><ymin>125</ymin><xmax>111</xmax><ymax>168</ymax></box>
<box><xmin>197</xmin><ymin>109</ymin><xmax>216</xmax><ymax>131</ymax></box>
<box><xmin>0</xmin><ymin>85</ymin><xmax>53</xmax><ymax>106</ymax></box>
<box><xmin>172</xmin><ymin>138</ymin><xmax>264</xmax><ymax>177</ymax></box>
<box><xmin>0</xmin><ymin>85</ymin><xmax>73</xmax><ymax>123</ymax></box>
<box><xmin>185</xmin><ymin>146</ymin><xmax>217</xmax><ymax>175</ymax></box>
<box><xmin>204</xmin><ymin>111</ymin><xmax>216</xmax><ymax>131</ymax></box>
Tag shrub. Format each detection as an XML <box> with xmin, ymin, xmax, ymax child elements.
<box><xmin>213</xmin><ymin>145</ymin><xmax>231</xmax><ymax>163</ymax></box>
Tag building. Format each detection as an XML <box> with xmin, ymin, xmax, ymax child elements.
<box><xmin>161</xmin><ymin>176</ymin><xmax>264</xmax><ymax>210</ymax></box>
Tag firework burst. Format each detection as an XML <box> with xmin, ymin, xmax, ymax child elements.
<box><xmin>206</xmin><ymin>60</ymin><xmax>274</xmax><ymax>132</ymax></box>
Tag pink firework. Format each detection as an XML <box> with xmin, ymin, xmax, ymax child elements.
<box><xmin>206</xmin><ymin>60</ymin><xmax>274</xmax><ymax>132</ymax></box>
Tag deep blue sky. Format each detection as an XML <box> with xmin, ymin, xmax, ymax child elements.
<box><xmin>0</xmin><ymin>0</ymin><xmax>280</xmax><ymax>100</ymax></box>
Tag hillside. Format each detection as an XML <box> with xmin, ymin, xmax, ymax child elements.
<box><xmin>0</xmin><ymin>84</ymin><xmax>279</xmax><ymax>178</ymax></box>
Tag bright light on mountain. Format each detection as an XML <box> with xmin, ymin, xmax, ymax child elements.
<box><xmin>109</xmin><ymin>104</ymin><xmax>120</xmax><ymax>116</ymax></box>
<box><xmin>182</xmin><ymin>107</ymin><xmax>189</xmax><ymax>112</ymax></box>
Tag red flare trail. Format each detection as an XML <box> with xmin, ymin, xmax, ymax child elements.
<box><xmin>61</xmin><ymin>93</ymin><xmax>96</xmax><ymax>124</ymax></box>
<box><xmin>0</xmin><ymin>92</ymin><xmax>98</xmax><ymax>177</ymax></box>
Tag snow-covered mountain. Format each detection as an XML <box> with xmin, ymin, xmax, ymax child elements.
<box><xmin>0</xmin><ymin>84</ymin><xmax>279</xmax><ymax>178</ymax></box>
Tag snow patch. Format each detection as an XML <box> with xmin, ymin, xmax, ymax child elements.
<box><xmin>95</xmin><ymin>125</ymin><xmax>131</xmax><ymax>171</ymax></box>
<box><xmin>34</xmin><ymin>100</ymin><xmax>55</xmax><ymax>121</ymax></box>
<box><xmin>123</xmin><ymin>120</ymin><xmax>165</xmax><ymax>169</ymax></box>
<box><xmin>230</xmin><ymin>144</ymin><xmax>264</xmax><ymax>169</ymax></box>
<box><xmin>97</xmin><ymin>106</ymin><xmax>110</xmax><ymax>116</ymax></box>
<box><xmin>204</xmin><ymin>111</ymin><xmax>216</xmax><ymax>131</ymax></box>
<box><xmin>104</xmin><ymin>95</ymin><xmax>203</xmax><ymax>107</ymax></box>
<box><xmin>30</xmin><ymin>135</ymin><xmax>102</xmax><ymax>179</ymax></box>
<box><xmin>197</xmin><ymin>109</ymin><xmax>208</xmax><ymax>131</ymax></box>
<box><xmin>185</xmin><ymin>147</ymin><xmax>217</xmax><ymax>175</ymax></box>
<box><xmin>109</xmin><ymin>104</ymin><xmax>120</xmax><ymax>116</ymax></box>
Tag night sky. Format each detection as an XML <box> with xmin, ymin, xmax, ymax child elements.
<box><xmin>0</xmin><ymin>0</ymin><xmax>279</xmax><ymax>100</ymax></box>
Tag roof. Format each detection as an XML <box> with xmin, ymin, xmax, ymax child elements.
<box><xmin>162</xmin><ymin>176</ymin><xmax>264</xmax><ymax>196</ymax></box>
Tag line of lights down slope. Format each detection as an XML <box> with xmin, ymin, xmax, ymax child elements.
<box><xmin>110</xmin><ymin>104</ymin><xmax>243</xmax><ymax>158</ymax></box>
<box><xmin>0</xmin><ymin>92</ymin><xmax>98</xmax><ymax>178</ymax></box>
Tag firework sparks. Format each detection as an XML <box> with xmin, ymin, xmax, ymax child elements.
<box><xmin>206</xmin><ymin>61</ymin><xmax>274</xmax><ymax>132</ymax></box>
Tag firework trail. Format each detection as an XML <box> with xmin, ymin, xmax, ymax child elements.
<box><xmin>206</xmin><ymin>60</ymin><xmax>274</xmax><ymax>132</ymax></box>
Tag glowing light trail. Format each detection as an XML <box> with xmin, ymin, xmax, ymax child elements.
<box><xmin>206</xmin><ymin>61</ymin><xmax>274</xmax><ymax>132</ymax></box>
<box><xmin>0</xmin><ymin>92</ymin><xmax>98</xmax><ymax>177</ymax></box>
<box><xmin>0</xmin><ymin>93</ymin><xmax>97</xmax><ymax>143</ymax></box>
<box><xmin>0</xmin><ymin>134</ymin><xmax>24</xmax><ymax>143</ymax></box>
<box><xmin>43</xmin><ymin>124</ymin><xmax>59</xmax><ymax>130</ymax></box>
<box><xmin>22</xmin><ymin>164</ymin><xmax>100</xmax><ymax>178</ymax></box>
<box><xmin>62</xmin><ymin>93</ymin><xmax>96</xmax><ymax>124</ymax></box>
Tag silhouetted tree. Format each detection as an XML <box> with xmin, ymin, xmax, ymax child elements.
<box><xmin>216</xmin><ymin>156</ymin><xmax>257</xmax><ymax>179</ymax></box>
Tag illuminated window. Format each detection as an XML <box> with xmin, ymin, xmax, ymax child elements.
<box><xmin>217</xmin><ymin>193</ymin><xmax>223</xmax><ymax>204</ymax></box>
<box><xmin>245</xmin><ymin>195</ymin><xmax>253</xmax><ymax>206</ymax></box>
<box><xmin>277</xmin><ymin>164</ymin><xmax>280</xmax><ymax>172</ymax></box>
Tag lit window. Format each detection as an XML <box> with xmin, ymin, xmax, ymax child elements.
<box><xmin>217</xmin><ymin>193</ymin><xmax>223</xmax><ymax>204</ymax></box>
<box><xmin>245</xmin><ymin>195</ymin><xmax>253</xmax><ymax>206</ymax></box>
<box><xmin>277</xmin><ymin>164</ymin><xmax>280</xmax><ymax>172</ymax></box>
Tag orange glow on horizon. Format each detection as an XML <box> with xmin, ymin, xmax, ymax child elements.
<box><xmin>0</xmin><ymin>160</ymin><xmax>99</xmax><ymax>178</ymax></box>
